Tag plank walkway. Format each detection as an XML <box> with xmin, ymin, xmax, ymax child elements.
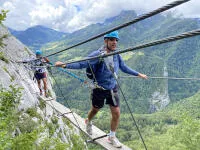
<box><xmin>42</xmin><ymin>97</ymin><xmax>132</xmax><ymax>150</ymax></box>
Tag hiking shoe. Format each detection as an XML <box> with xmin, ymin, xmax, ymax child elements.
<box><xmin>85</xmin><ymin>118</ymin><xmax>92</xmax><ymax>135</ymax></box>
<box><xmin>45</xmin><ymin>90</ymin><xmax>49</xmax><ymax>98</ymax></box>
<box><xmin>45</xmin><ymin>92</ymin><xmax>48</xmax><ymax>98</ymax></box>
<box><xmin>39</xmin><ymin>89</ymin><xmax>42</xmax><ymax>96</ymax></box>
<box><xmin>108</xmin><ymin>136</ymin><xmax>122</xmax><ymax>148</ymax></box>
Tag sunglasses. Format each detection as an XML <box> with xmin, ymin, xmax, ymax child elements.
<box><xmin>108</xmin><ymin>38</ymin><xmax>119</xmax><ymax>42</ymax></box>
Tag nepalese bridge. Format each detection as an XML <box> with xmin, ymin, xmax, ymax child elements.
<box><xmin>42</xmin><ymin>97</ymin><xmax>132</xmax><ymax>150</ymax></box>
<box><xmin>19</xmin><ymin>0</ymin><xmax>200</xmax><ymax>149</ymax></box>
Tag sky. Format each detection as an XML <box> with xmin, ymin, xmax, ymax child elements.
<box><xmin>0</xmin><ymin>0</ymin><xmax>199</xmax><ymax>33</ymax></box>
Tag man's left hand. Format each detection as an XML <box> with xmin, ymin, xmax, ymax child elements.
<box><xmin>138</xmin><ymin>73</ymin><xmax>148</xmax><ymax>79</ymax></box>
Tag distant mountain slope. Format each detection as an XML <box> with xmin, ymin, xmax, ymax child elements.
<box><xmin>194</xmin><ymin>18</ymin><xmax>200</xmax><ymax>25</ymax></box>
<box><xmin>114</xmin><ymin>90</ymin><xmax>200</xmax><ymax>149</ymax></box>
<box><xmin>9</xmin><ymin>25</ymin><xmax>67</xmax><ymax>50</ymax></box>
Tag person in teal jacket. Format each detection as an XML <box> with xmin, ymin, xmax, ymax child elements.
<box><xmin>55</xmin><ymin>31</ymin><xmax>147</xmax><ymax>148</ymax></box>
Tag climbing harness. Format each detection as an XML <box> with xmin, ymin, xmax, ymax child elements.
<box><xmin>85</xmin><ymin>46</ymin><xmax>105</xmax><ymax>80</ymax></box>
<box><xmin>87</xmin><ymin>60</ymin><xmax>105</xmax><ymax>90</ymax></box>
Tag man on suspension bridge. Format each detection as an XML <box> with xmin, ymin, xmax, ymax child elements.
<box><xmin>55</xmin><ymin>31</ymin><xmax>148</xmax><ymax>148</ymax></box>
<box><xmin>17</xmin><ymin>49</ymin><xmax>50</xmax><ymax>97</ymax></box>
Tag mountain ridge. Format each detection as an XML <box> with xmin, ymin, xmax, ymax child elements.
<box><xmin>9</xmin><ymin>25</ymin><xmax>68</xmax><ymax>50</ymax></box>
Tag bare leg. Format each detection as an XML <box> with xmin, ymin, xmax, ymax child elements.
<box><xmin>85</xmin><ymin>106</ymin><xmax>99</xmax><ymax>135</ymax></box>
<box><xmin>110</xmin><ymin>106</ymin><xmax>120</xmax><ymax>132</ymax></box>
<box><xmin>37</xmin><ymin>80</ymin><xmax>42</xmax><ymax>95</ymax></box>
<box><xmin>42</xmin><ymin>78</ymin><xmax>48</xmax><ymax>96</ymax></box>
<box><xmin>108</xmin><ymin>106</ymin><xmax>122</xmax><ymax>148</ymax></box>
<box><xmin>87</xmin><ymin>106</ymin><xmax>99</xmax><ymax>121</ymax></box>
<box><xmin>37</xmin><ymin>79</ymin><xmax>41</xmax><ymax>89</ymax></box>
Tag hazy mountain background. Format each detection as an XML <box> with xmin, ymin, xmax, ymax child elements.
<box><xmin>7</xmin><ymin>10</ymin><xmax>200</xmax><ymax>149</ymax></box>
<box><xmin>9</xmin><ymin>25</ymin><xmax>67</xmax><ymax>50</ymax></box>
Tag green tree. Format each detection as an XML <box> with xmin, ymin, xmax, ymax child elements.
<box><xmin>0</xmin><ymin>10</ymin><xmax>8</xmax><ymax>24</ymax></box>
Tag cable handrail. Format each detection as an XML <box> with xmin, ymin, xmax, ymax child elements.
<box><xmin>51</xmin><ymin>29</ymin><xmax>200</xmax><ymax>66</ymax></box>
<box><xmin>119</xmin><ymin>76</ymin><xmax>200</xmax><ymax>80</ymax></box>
<box><xmin>45</xmin><ymin>0</ymin><xmax>190</xmax><ymax>58</ymax></box>
<box><xmin>49</xmin><ymin>71</ymin><xmax>89</xmax><ymax>143</ymax></box>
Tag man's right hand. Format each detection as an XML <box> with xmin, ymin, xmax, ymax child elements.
<box><xmin>55</xmin><ymin>61</ymin><xmax>66</xmax><ymax>68</ymax></box>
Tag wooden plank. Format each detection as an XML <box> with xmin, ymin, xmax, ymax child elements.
<box><xmin>45</xmin><ymin>99</ymin><xmax>132</xmax><ymax>150</ymax></box>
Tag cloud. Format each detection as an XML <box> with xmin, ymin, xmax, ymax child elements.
<box><xmin>29</xmin><ymin>5</ymin><xmax>66</xmax><ymax>26</ymax></box>
<box><xmin>1</xmin><ymin>0</ymin><xmax>199</xmax><ymax>33</ymax></box>
<box><xmin>176</xmin><ymin>0</ymin><xmax>200</xmax><ymax>18</ymax></box>
<box><xmin>1</xmin><ymin>1</ymin><xmax>32</xmax><ymax>29</ymax></box>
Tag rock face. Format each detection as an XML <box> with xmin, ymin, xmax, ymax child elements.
<box><xmin>0</xmin><ymin>24</ymin><xmax>86</xmax><ymax>149</ymax></box>
<box><xmin>0</xmin><ymin>24</ymin><xmax>39</xmax><ymax>109</ymax></box>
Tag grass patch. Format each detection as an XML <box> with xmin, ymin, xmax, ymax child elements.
<box><xmin>39</xmin><ymin>137</ymin><xmax>70</xmax><ymax>150</ymax></box>
<box><xmin>38</xmin><ymin>98</ymin><xmax>46</xmax><ymax>110</ymax></box>
<box><xmin>3</xmin><ymin>66</ymin><xmax>15</xmax><ymax>81</ymax></box>
<box><xmin>0</xmin><ymin>10</ymin><xmax>8</xmax><ymax>24</ymax></box>
<box><xmin>0</xmin><ymin>85</ymin><xmax>22</xmax><ymax>149</ymax></box>
<box><xmin>62</xmin><ymin>117</ymin><xmax>73</xmax><ymax>129</ymax></box>
<box><xmin>0</xmin><ymin>34</ymin><xmax>8</xmax><ymax>48</ymax></box>
<box><xmin>70</xmin><ymin>134</ymin><xmax>86</xmax><ymax>150</ymax></box>
<box><xmin>46</xmin><ymin>122</ymin><xmax>56</xmax><ymax>137</ymax></box>
<box><xmin>0</xmin><ymin>52</ymin><xmax>9</xmax><ymax>63</ymax></box>
<box><xmin>17</xmin><ymin>116</ymin><xmax>38</xmax><ymax>133</ymax></box>
<box><xmin>26</xmin><ymin>107</ymin><xmax>42</xmax><ymax>120</ymax></box>
<box><xmin>24</xmin><ymin>47</ymin><xmax>32</xmax><ymax>56</ymax></box>
<box><xmin>51</xmin><ymin>116</ymin><xmax>58</xmax><ymax>125</ymax></box>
